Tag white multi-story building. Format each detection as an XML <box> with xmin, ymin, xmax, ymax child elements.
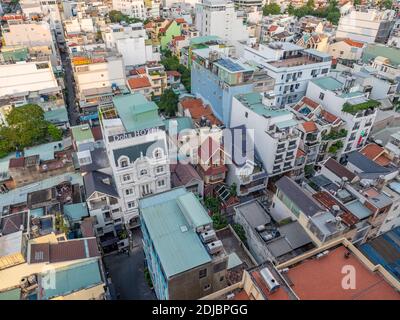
<box><xmin>306</xmin><ymin>76</ymin><xmax>377</xmax><ymax>154</ymax></box>
<box><xmin>112</xmin><ymin>0</ymin><xmax>146</xmax><ymax>20</ymax></box>
<box><xmin>20</xmin><ymin>0</ymin><xmax>63</xmax><ymax>34</ymax></box>
<box><xmin>99</xmin><ymin>93</ymin><xmax>171</xmax><ymax>228</ymax></box>
<box><xmin>242</xmin><ymin>42</ymin><xmax>332</xmax><ymax>107</ymax></box>
<box><xmin>72</xmin><ymin>52</ymin><xmax>126</xmax><ymax>98</ymax></box>
<box><xmin>230</xmin><ymin>92</ymin><xmax>301</xmax><ymax>178</ymax></box>
<box><xmin>195</xmin><ymin>0</ymin><xmax>249</xmax><ymax>43</ymax></box>
<box><xmin>103</xmin><ymin>23</ymin><xmax>159</xmax><ymax>66</ymax></box>
<box><xmin>336</xmin><ymin>6</ymin><xmax>396</xmax><ymax>44</ymax></box>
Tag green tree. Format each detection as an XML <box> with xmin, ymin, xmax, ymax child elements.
<box><xmin>353</xmin><ymin>0</ymin><xmax>361</xmax><ymax>5</ymax></box>
<box><xmin>212</xmin><ymin>213</ymin><xmax>228</xmax><ymax>230</ymax></box>
<box><xmin>262</xmin><ymin>3</ymin><xmax>281</xmax><ymax>16</ymax></box>
<box><xmin>380</xmin><ymin>0</ymin><xmax>393</xmax><ymax>9</ymax></box>
<box><xmin>109</xmin><ymin>10</ymin><xmax>142</xmax><ymax>24</ymax></box>
<box><xmin>287</xmin><ymin>3</ymin><xmax>295</xmax><ymax>14</ymax></box>
<box><xmin>6</xmin><ymin>103</ymin><xmax>44</xmax><ymax>125</ymax></box>
<box><xmin>232</xmin><ymin>223</ymin><xmax>247</xmax><ymax>242</ymax></box>
<box><xmin>204</xmin><ymin>196</ymin><xmax>220</xmax><ymax>214</ymax></box>
<box><xmin>306</xmin><ymin>0</ymin><xmax>315</xmax><ymax>8</ymax></box>
<box><xmin>47</xmin><ymin>124</ymin><xmax>63</xmax><ymax>141</ymax></box>
<box><xmin>157</xmin><ymin>89</ymin><xmax>178</xmax><ymax>116</ymax></box>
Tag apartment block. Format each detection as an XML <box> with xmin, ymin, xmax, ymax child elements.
<box><xmin>140</xmin><ymin>187</ymin><xmax>228</xmax><ymax>300</ymax></box>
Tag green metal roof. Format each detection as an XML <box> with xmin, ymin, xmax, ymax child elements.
<box><xmin>71</xmin><ymin>125</ymin><xmax>94</xmax><ymax>142</ymax></box>
<box><xmin>362</xmin><ymin>44</ymin><xmax>400</xmax><ymax>66</ymax></box>
<box><xmin>24</xmin><ymin>141</ymin><xmax>64</xmax><ymax>161</ymax></box>
<box><xmin>112</xmin><ymin>94</ymin><xmax>164</xmax><ymax>132</ymax></box>
<box><xmin>139</xmin><ymin>188</ymin><xmax>212</xmax><ymax>278</ymax></box>
<box><xmin>236</xmin><ymin>93</ymin><xmax>292</xmax><ymax>118</ymax></box>
<box><xmin>276</xmin><ymin>119</ymin><xmax>298</xmax><ymax>129</ymax></box>
<box><xmin>163</xmin><ymin>117</ymin><xmax>194</xmax><ymax>133</ymax></box>
<box><xmin>176</xmin><ymin>192</ymin><xmax>212</xmax><ymax>228</ymax></box>
<box><xmin>44</xmin><ymin>107</ymin><xmax>69</xmax><ymax>124</ymax></box>
<box><xmin>312</xmin><ymin>77</ymin><xmax>343</xmax><ymax>91</ymax></box>
<box><xmin>63</xmin><ymin>202</ymin><xmax>89</xmax><ymax>222</ymax></box>
<box><xmin>190</xmin><ymin>35</ymin><xmax>221</xmax><ymax>45</ymax></box>
<box><xmin>0</xmin><ymin>288</ymin><xmax>20</xmax><ymax>300</ymax></box>
<box><xmin>41</xmin><ymin>260</ymin><xmax>102</xmax><ymax>300</ymax></box>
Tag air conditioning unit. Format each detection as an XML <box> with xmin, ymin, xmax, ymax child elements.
<box><xmin>200</xmin><ymin>229</ymin><xmax>217</xmax><ymax>243</ymax></box>
<box><xmin>207</xmin><ymin>240</ymin><xmax>223</xmax><ymax>255</ymax></box>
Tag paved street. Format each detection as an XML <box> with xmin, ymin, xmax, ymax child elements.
<box><xmin>103</xmin><ymin>230</ymin><xmax>156</xmax><ymax>300</ymax></box>
<box><xmin>60</xmin><ymin>51</ymin><xmax>80</xmax><ymax>126</ymax></box>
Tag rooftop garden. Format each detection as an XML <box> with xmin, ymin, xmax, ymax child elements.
<box><xmin>322</xmin><ymin>129</ymin><xmax>347</xmax><ymax>141</ymax></box>
<box><xmin>342</xmin><ymin>100</ymin><xmax>380</xmax><ymax>115</ymax></box>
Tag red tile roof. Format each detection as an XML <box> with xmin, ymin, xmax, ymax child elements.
<box><xmin>286</xmin><ymin>246</ymin><xmax>400</xmax><ymax>300</ymax></box>
<box><xmin>312</xmin><ymin>191</ymin><xmax>359</xmax><ymax>226</ymax></box>
<box><xmin>344</xmin><ymin>39</ymin><xmax>364</xmax><ymax>48</ymax></box>
<box><xmin>128</xmin><ymin>76</ymin><xmax>152</xmax><ymax>90</ymax></box>
<box><xmin>91</xmin><ymin>126</ymin><xmax>103</xmax><ymax>141</ymax></box>
<box><xmin>175</xmin><ymin>18</ymin><xmax>186</xmax><ymax>24</ymax></box>
<box><xmin>180</xmin><ymin>98</ymin><xmax>222</xmax><ymax>126</ymax></box>
<box><xmin>170</xmin><ymin>163</ymin><xmax>201</xmax><ymax>187</ymax></box>
<box><xmin>321</xmin><ymin>110</ymin><xmax>340</xmax><ymax>124</ymax></box>
<box><xmin>9</xmin><ymin>157</ymin><xmax>25</xmax><ymax>168</ymax></box>
<box><xmin>302</xmin><ymin>121</ymin><xmax>318</xmax><ymax>133</ymax></box>
<box><xmin>296</xmin><ymin>149</ymin><xmax>306</xmax><ymax>158</ymax></box>
<box><xmin>268</xmin><ymin>25</ymin><xmax>278</xmax><ymax>32</ymax></box>
<box><xmin>29</xmin><ymin>238</ymin><xmax>99</xmax><ymax>264</ymax></box>
<box><xmin>360</xmin><ymin>143</ymin><xmax>391</xmax><ymax>166</ymax></box>
<box><xmin>166</xmin><ymin>70</ymin><xmax>181</xmax><ymax>77</ymax></box>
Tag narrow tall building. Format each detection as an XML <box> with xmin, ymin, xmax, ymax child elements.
<box><xmin>99</xmin><ymin>93</ymin><xmax>171</xmax><ymax>228</ymax></box>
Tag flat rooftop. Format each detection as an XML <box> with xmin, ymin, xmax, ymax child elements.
<box><xmin>139</xmin><ymin>188</ymin><xmax>213</xmax><ymax>278</ymax></box>
<box><xmin>312</xmin><ymin>76</ymin><xmax>343</xmax><ymax>91</ymax></box>
<box><xmin>268</xmin><ymin>55</ymin><xmax>322</xmax><ymax>68</ymax></box>
<box><xmin>285</xmin><ymin>246</ymin><xmax>400</xmax><ymax>300</ymax></box>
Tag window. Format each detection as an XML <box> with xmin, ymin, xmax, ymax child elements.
<box><xmin>122</xmin><ymin>174</ymin><xmax>131</xmax><ymax>182</ymax></box>
<box><xmin>125</xmin><ymin>188</ymin><xmax>133</xmax><ymax>195</ymax></box>
<box><xmin>157</xmin><ymin>180</ymin><xmax>165</xmax><ymax>187</ymax></box>
<box><xmin>156</xmin><ymin>166</ymin><xmax>163</xmax><ymax>173</ymax></box>
<box><xmin>220</xmin><ymin>276</ymin><xmax>224</xmax><ymax>282</ymax></box>
<box><xmin>153</xmin><ymin>148</ymin><xmax>163</xmax><ymax>159</ymax></box>
<box><xmin>245</xmin><ymin>112</ymin><xmax>248</xmax><ymax>118</ymax></box>
<box><xmin>120</xmin><ymin>158</ymin><xmax>129</xmax><ymax>167</ymax></box>
<box><xmin>199</xmin><ymin>269</ymin><xmax>207</xmax><ymax>279</ymax></box>
<box><xmin>127</xmin><ymin>201</ymin><xmax>135</xmax><ymax>209</ymax></box>
<box><xmin>140</xmin><ymin>169</ymin><xmax>148</xmax><ymax>176</ymax></box>
<box><xmin>319</xmin><ymin>92</ymin><xmax>325</xmax><ymax>100</ymax></box>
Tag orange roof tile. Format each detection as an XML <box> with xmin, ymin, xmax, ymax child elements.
<box><xmin>128</xmin><ymin>76</ymin><xmax>151</xmax><ymax>90</ymax></box>
<box><xmin>302</xmin><ymin>121</ymin><xmax>318</xmax><ymax>133</ymax></box>
<box><xmin>360</xmin><ymin>143</ymin><xmax>385</xmax><ymax>161</ymax></box>
<box><xmin>175</xmin><ymin>18</ymin><xmax>186</xmax><ymax>24</ymax></box>
<box><xmin>180</xmin><ymin>98</ymin><xmax>222</xmax><ymax>126</ymax></box>
<box><xmin>321</xmin><ymin>110</ymin><xmax>339</xmax><ymax>124</ymax></box>
<box><xmin>286</xmin><ymin>246</ymin><xmax>400</xmax><ymax>300</ymax></box>
<box><xmin>269</xmin><ymin>25</ymin><xmax>278</xmax><ymax>32</ymax></box>
<box><xmin>344</xmin><ymin>39</ymin><xmax>364</xmax><ymax>48</ymax></box>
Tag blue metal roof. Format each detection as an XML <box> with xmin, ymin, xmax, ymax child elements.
<box><xmin>360</xmin><ymin>227</ymin><xmax>400</xmax><ymax>281</ymax></box>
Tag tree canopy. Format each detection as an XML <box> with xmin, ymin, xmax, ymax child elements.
<box><xmin>108</xmin><ymin>10</ymin><xmax>142</xmax><ymax>24</ymax></box>
<box><xmin>262</xmin><ymin>3</ymin><xmax>281</xmax><ymax>16</ymax></box>
<box><xmin>157</xmin><ymin>89</ymin><xmax>179</xmax><ymax>117</ymax></box>
<box><xmin>161</xmin><ymin>51</ymin><xmax>191</xmax><ymax>92</ymax></box>
<box><xmin>0</xmin><ymin>104</ymin><xmax>63</xmax><ymax>158</ymax></box>
<box><xmin>289</xmin><ymin>0</ymin><xmax>341</xmax><ymax>25</ymax></box>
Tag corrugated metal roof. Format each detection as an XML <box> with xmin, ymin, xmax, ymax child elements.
<box><xmin>139</xmin><ymin>188</ymin><xmax>211</xmax><ymax>278</ymax></box>
<box><xmin>41</xmin><ymin>260</ymin><xmax>102</xmax><ymax>300</ymax></box>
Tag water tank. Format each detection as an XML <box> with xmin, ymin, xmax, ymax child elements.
<box><xmin>200</xmin><ymin>229</ymin><xmax>216</xmax><ymax>243</ymax></box>
<box><xmin>260</xmin><ymin>267</ymin><xmax>280</xmax><ymax>292</ymax></box>
<box><xmin>207</xmin><ymin>240</ymin><xmax>223</xmax><ymax>255</ymax></box>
